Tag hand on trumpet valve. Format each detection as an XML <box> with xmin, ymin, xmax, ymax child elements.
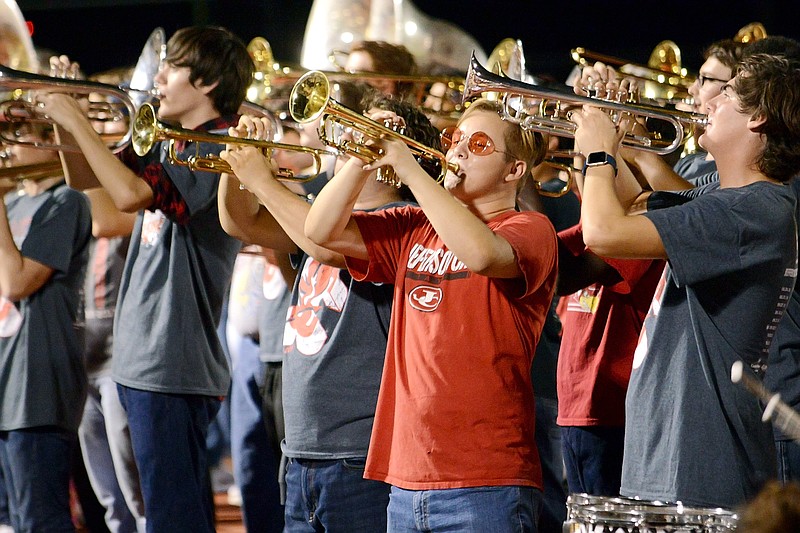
<box><xmin>49</xmin><ymin>55</ymin><xmax>81</xmax><ymax>81</ymax></box>
<box><xmin>570</xmin><ymin>106</ymin><xmax>625</xmax><ymax>157</ymax></box>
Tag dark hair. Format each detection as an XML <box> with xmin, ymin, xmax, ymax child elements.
<box><xmin>349</xmin><ymin>40</ymin><xmax>417</xmax><ymax>100</ymax></box>
<box><xmin>459</xmin><ymin>99</ymin><xmax>546</xmax><ymax>191</ymax></box>
<box><xmin>734</xmin><ymin>53</ymin><xmax>800</xmax><ymax>183</ymax></box>
<box><xmin>744</xmin><ymin>35</ymin><xmax>800</xmax><ymax>61</ymax></box>
<box><xmin>704</xmin><ymin>38</ymin><xmax>748</xmax><ymax>72</ymax></box>
<box><xmin>165</xmin><ymin>26</ymin><xmax>253</xmax><ymax>115</ymax></box>
<box><xmin>360</xmin><ymin>93</ymin><xmax>442</xmax><ymax>201</ymax></box>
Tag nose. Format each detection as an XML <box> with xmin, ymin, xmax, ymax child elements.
<box><xmin>705</xmin><ymin>92</ymin><xmax>722</xmax><ymax>114</ymax></box>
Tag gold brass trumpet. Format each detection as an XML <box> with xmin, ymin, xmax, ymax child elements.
<box><xmin>288</xmin><ymin>70</ymin><xmax>459</xmax><ymax>185</ymax></box>
<box><xmin>131</xmin><ymin>103</ymin><xmax>329</xmax><ymax>182</ymax></box>
<box><xmin>0</xmin><ymin>64</ymin><xmax>136</xmax><ymax>153</ymax></box>
<box><xmin>464</xmin><ymin>54</ymin><xmax>707</xmax><ymax>155</ymax></box>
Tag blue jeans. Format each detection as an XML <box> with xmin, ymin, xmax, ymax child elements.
<box><xmin>230</xmin><ymin>331</ymin><xmax>283</xmax><ymax>533</ymax></box>
<box><xmin>561</xmin><ymin>426</ymin><xmax>624</xmax><ymax>497</ymax></box>
<box><xmin>117</xmin><ymin>385</ymin><xmax>220</xmax><ymax>533</ymax></box>
<box><xmin>387</xmin><ymin>485</ymin><xmax>541</xmax><ymax>533</ymax></box>
<box><xmin>80</xmin><ymin>375</ymin><xmax>146</xmax><ymax>533</ymax></box>
<box><xmin>777</xmin><ymin>439</ymin><xmax>800</xmax><ymax>484</ymax></box>
<box><xmin>284</xmin><ymin>457</ymin><xmax>390</xmax><ymax>532</ymax></box>
<box><xmin>0</xmin><ymin>427</ymin><xmax>75</xmax><ymax>532</ymax></box>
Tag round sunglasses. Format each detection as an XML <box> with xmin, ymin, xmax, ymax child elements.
<box><xmin>440</xmin><ymin>126</ymin><xmax>512</xmax><ymax>157</ymax></box>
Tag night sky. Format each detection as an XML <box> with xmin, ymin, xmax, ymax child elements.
<box><xmin>15</xmin><ymin>0</ymin><xmax>800</xmax><ymax>85</ymax></box>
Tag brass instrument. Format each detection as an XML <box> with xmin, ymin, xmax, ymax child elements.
<box><xmin>734</xmin><ymin>22</ymin><xmax>768</xmax><ymax>44</ymax></box>
<box><xmin>464</xmin><ymin>54</ymin><xmax>707</xmax><ymax>156</ymax></box>
<box><xmin>131</xmin><ymin>103</ymin><xmax>329</xmax><ymax>182</ymax></box>
<box><xmin>288</xmin><ymin>70</ymin><xmax>458</xmax><ymax>185</ymax></box>
<box><xmin>571</xmin><ymin>41</ymin><xmax>692</xmax><ymax>104</ymax></box>
<box><xmin>0</xmin><ymin>160</ymin><xmax>63</xmax><ymax>182</ymax></box>
<box><xmin>0</xmin><ymin>65</ymin><xmax>136</xmax><ymax>153</ymax></box>
<box><xmin>246</xmin><ymin>36</ymin><xmax>466</xmax><ymax>118</ymax></box>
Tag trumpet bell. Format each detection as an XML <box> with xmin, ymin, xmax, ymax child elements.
<box><xmin>131</xmin><ymin>102</ymin><xmax>329</xmax><ymax>182</ymax></box>
<box><xmin>735</xmin><ymin>22</ymin><xmax>768</xmax><ymax>44</ymax></box>
<box><xmin>289</xmin><ymin>70</ymin><xmax>458</xmax><ymax>184</ymax></box>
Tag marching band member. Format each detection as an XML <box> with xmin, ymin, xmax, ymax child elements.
<box><xmin>218</xmin><ymin>90</ymin><xmax>442</xmax><ymax>532</ymax></box>
<box><xmin>38</xmin><ymin>26</ymin><xmax>252</xmax><ymax>533</ymax></box>
<box><xmin>572</xmin><ymin>52</ymin><xmax>800</xmax><ymax>508</ymax></box>
<box><xmin>305</xmin><ymin>98</ymin><xmax>555</xmax><ymax>532</ymax></box>
<box><xmin>0</xmin><ymin>124</ymin><xmax>91</xmax><ymax>532</ymax></box>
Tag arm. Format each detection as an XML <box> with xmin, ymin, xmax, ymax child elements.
<box><xmin>572</xmin><ymin>107</ymin><xmax>666</xmax><ymax>259</ymax></box>
<box><xmin>556</xmin><ymin>236</ymin><xmax>622</xmax><ymax>296</ymax></box>
<box><xmin>219</xmin><ymin>117</ymin><xmax>350</xmax><ymax>267</ymax></box>
<box><xmin>84</xmin><ymin>187</ymin><xmax>136</xmax><ymax>238</ymax></box>
<box><xmin>363</xmin><ymin>138</ymin><xmax>523</xmax><ymax>278</ymax></box>
<box><xmin>623</xmin><ymin>147</ymin><xmax>694</xmax><ymax>191</ymax></box>
<box><xmin>38</xmin><ymin>94</ymin><xmax>154</xmax><ymax>212</ymax></box>
<box><xmin>0</xmin><ymin>199</ymin><xmax>53</xmax><ymax>300</ymax></box>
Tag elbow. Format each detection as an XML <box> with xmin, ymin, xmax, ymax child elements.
<box><xmin>582</xmin><ymin>221</ymin><xmax>618</xmax><ymax>258</ymax></box>
<box><xmin>304</xmin><ymin>220</ymin><xmax>331</xmax><ymax>248</ymax></box>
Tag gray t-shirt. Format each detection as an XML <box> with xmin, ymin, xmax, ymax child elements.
<box><xmin>83</xmin><ymin>235</ymin><xmax>129</xmax><ymax>378</ymax></box>
<box><xmin>112</xmin><ymin>135</ymin><xmax>241</xmax><ymax>397</ymax></box>
<box><xmin>281</xmin><ymin>204</ymin><xmax>400</xmax><ymax>459</ymax></box>
<box><xmin>622</xmin><ymin>181</ymin><xmax>796</xmax><ymax>508</ymax></box>
<box><xmin>258</xmin><ymin>260</ymin><xmax>291</xmax><ymax>364</ymax></box>
<box><xmin>0</xmin><ymin>183</ymin><xmax>91</xmax><ymax>432</ymax></box>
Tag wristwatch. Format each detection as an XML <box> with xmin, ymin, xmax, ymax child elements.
<box><xmin>582</xmin><ymin>151</ymin><xmax>618</xmax><ymax>176</ymax></box>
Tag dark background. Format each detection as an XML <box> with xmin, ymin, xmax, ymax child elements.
<box><xmin>14</xmin><ymin>0</ymin><xmax>800</xmax><ymax>84</ymax></box>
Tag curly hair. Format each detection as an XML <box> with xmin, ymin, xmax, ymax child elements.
<box><xmin>734</xmin><ymin>53</ymin><xmax>800</xmax><ymax>183</ymax></box>
<box><xmin>360</xmin><ymin>93</ymin><xmax>442</xmax><ymax>200</ymax></box>
<box><xmin>165</xmin><ymin>26</ymin><xmax>253</xmax><ymax>115</ymax></box>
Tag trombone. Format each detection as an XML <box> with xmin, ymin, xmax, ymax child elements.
<box><xmin>131</xmin><ymin>103</ymin><xmax>329</xmax><ymax>182</ymax></box>
<box><xmin>288</xmin><ymin>70</ymin><xmax>459</xmax><ymax>185</ymax></box>
<box><xmin>0</xmin><ymin>64</ymin><xmax>136</xmax><ymax>153</ymax></box>
<box><xmin>246</xmin><ymin>37</ymin><xmax>466</xmax><ymax>118</ymax></box>
<box><xmin>0</xmin><ymin>160</ymin><xmax>63</xmax><ymax>183</ymax></box>
<box><xmin>463</xmin><ymin>54</ymin><xmax>707</xmax><ymax>156</ymax></box>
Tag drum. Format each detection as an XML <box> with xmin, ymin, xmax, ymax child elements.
<box><xmin>563</xmin><ymin>493</ymin><xmax>738</xmax><ymax>533</ymax></box>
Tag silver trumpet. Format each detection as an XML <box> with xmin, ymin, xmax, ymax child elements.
<box><xmin>463</xmin><ymin>53</ymin><xmax>708</xmax><ymax>155</ymax></box>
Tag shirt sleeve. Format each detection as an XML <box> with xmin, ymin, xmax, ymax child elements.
<box><xmin>493</xmin><ymin>211</ymin><xmax>557</xmax><ymax>299</ymax></box>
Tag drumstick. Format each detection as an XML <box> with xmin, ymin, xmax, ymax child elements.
<box><xmin>731</xmin><ymin>360</ymin><xmax>800</xmax><ymax>443</ymax></box>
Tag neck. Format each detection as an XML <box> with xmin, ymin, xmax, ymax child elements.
<box><xmin>24</xmin><ymin>175</ymin><xmax>63</xmax><ymax>196</ymax></box>
<box><xmin>179</xmin><ymin>102</ymin><xmax>221</xmax><ymax>130</ymax></box>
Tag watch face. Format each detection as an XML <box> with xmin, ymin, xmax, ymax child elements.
<box><xmin>587</xmin><ymin>152</ymin><xmax>608</xmax><ymax>165</ymax></box>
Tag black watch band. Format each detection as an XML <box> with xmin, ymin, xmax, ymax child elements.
<box><xmin>582</xmin><ymin>151</ymin><xmax>618</xmax><ymax>176</ymax></box>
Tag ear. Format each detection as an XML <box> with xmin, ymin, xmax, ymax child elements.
<box><xmin>503</xmin><ymin>159</ymin><xmax>527</xmax><ymax>185</ymax></box>
<box><xmin>196</xmin><ymin>79</ymin><xmax>219</xmax><ymax>96</ymax></box>
<box><xmin>747</xmin><ymin>113</ymin><xmax>766</xmax><ymax>133</ymax></box>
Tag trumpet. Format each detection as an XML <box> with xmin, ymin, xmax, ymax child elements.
<box><xmin>0</xmin><ymin>64</ymin><xmax>136</xmax><ymax>153</ymax></box>
<box><xmin>0</xmin><ymin>160</ymin><xmax>63</xmax><ymax>182</ymax></box>
<box><xmin>464</xmin><ymin>54</ymin><xmax>707</xmax><ymax>155</ymax></box>
<box><xmin>288</xmin><ymin>70</ymin><xmax>459</xmax><ymax>185</ymax></box>
<box><xmin>131</xmin><ymin>103</ymin><xmax>329</xmax><ymax>182</ymax></box>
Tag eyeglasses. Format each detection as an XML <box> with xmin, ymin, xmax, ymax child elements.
<box><xmin>440</xmin><ymin>126</ymin><xmax>511</xmax><ymax>157</ymax></box>
<box><xmin>698</xmin><ymin>73</ymin><xmax>729</xmax><ymax>87</ymax></box>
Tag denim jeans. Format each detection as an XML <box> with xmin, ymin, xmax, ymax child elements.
<box><xmin>80</xmin><ymin>374</ymin><xmax>146</xmax><ymax>533</ymax></box>
<box><xmin>387</xmin><ymin>485</ymin><xmax>541</xmax><ymax>533</ymax></box>
<box><xmin>776</xmin><ymin>439</ymin><xmax>800</xmax><ymax>484</ymax></box>
<box><xmin>561</xmin><ymin>426</ymin><xmax>625</xmax><ymax>497</ymax></box>
<box><xmin>117</xmin><ymin>385</ymin><xmax>220</xmax><ymax>533</ymax></box>
<box><xmin>0</xmin><ymin>427</ymin><xmax>75</xmax><ymax>532</ymax></box>
<box><xmin>284</xmin><ymin>457</ymin><xmax>390</xmax><ymax>532</ymax></box>
<box><xmin>229</xmin><ymin>330</ymin><xmax>284</xmax><ymax>533</ymax></box>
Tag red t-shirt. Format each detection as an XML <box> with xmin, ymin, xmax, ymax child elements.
<box><xmin>347</xmin><ymin>205</ymin><xmax>557</xmax><ymax>490</ymax></box>
<box><xmin>556</xmin><ymin>223</ymin><xmax>664</xmax><ymax>427</ymax></box>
